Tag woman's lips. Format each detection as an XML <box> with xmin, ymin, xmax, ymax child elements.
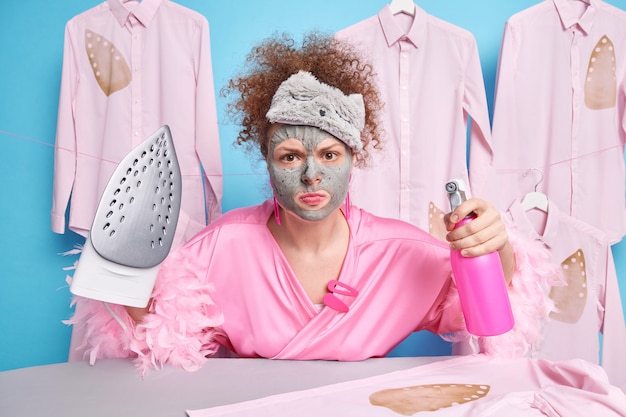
<box><xmin>299</xmin><ymin>193</ymin><xmax>326</xmax><ymax>206</ymax></box>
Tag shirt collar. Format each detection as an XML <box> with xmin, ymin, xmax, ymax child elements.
<box><xmin>107</xmin><ymin>0</ymin><xmax>164</xmax><ymax>28</ymax></box>
<box><xmin>508</xmin><ymin>198</ymin><xmax>560</xmax><ymax>249</ymax></box>
<box><xmin>377</xmin><ymin>4</ymin><xmax>427</xmax><ymax>49</ymax></box>
<box><xmin>552</xmin><ymin>0</ymin><xmax>599</xmax><ymax>34</ymax></box>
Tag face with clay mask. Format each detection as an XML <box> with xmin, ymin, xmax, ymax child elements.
<box><xmin>268</xmin><ymin>125</ymin><xmax>353</xmax><ymax>222</ymax></box>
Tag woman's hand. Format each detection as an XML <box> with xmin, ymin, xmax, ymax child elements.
<box><xmin>444</xmin><ymin>198</ymin><xmax>514</xmax><ymax>283</ymax></box>
<box><xmin>125</xmin><ymin>304</ymin><xmax>150</xmax><ymax>323</ymax></box>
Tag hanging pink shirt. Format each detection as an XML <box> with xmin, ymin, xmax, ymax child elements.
<box><xmin>507</xmin><ymin>199</ymin><xmax>625</xmax><ymax>390</ymax></box>
<box><xmin>488</xmin><ymin>0</ymin><xmax>626</xmax><ymax>243</ymax></box>
<box><xmin>336</xmin><ymin>5</ymin><xmax>494</xmax><ymax>232</ymax></box>
<box><xmin>52</xmin><ymin>0</ymin><xmax>223</xmax><ymax>246</ymax></box>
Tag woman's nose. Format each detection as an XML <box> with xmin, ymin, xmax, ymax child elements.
<box><xmin>301</xmin><ymin>158</ymin><xmax>322</xmax><ymax>184</ymax></box>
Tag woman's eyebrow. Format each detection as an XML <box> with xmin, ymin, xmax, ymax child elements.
<box><xmin>317</xmin><ymin>142</ymin><xmax>345</xmax><ymax>152</ymax></box>
<box><xmin>275</xmin><ymin>144</ymin><xmax>303</xmax><ymax>152</ymax></box>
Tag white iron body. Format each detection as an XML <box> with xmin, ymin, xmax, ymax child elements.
<box><xmin>70</xmin><ymin>238</ymin><xmax>161</xmax><ymax>307</ymax></box>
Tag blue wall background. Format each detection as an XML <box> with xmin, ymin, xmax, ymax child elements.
<box><xmin>1</xmin><ymin>0</ymin><xmax>625</xmax><ymax>371</ymax></box>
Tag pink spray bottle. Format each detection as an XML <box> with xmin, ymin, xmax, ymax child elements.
<box><xmin>446</xmin><ymin>179</ymin><xmax>514</xmax><ymax>336</ymax></box>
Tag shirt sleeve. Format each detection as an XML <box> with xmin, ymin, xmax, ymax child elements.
<box><xmin>194</xmin><ymin>17</ymin><xmax>223</xmax><ymax>223</ymax></box>
<box><xmin>464</xmin><ymin>35</ymin><xmax>495</xmax><ymax>200</ymax></box>
<box><xmin>599</xmin><ymin>247</ymin><xmax>626</xmax><ymax>391</ymax></box>
<box><xmin>51</xmin><ymin>22</ymin><xmax>79</xmax><ymax>234</ymax></box>
<box><xmin>621</xmin><ymin>70</ymin><xmax>626</xmax><ymax>140</ymax></box>
<box><xmin>484</xmin><ymin>21</ymin><xmax>518</xmax><ymax>206</ymax></box>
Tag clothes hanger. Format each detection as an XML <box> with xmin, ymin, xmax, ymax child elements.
<box><xmin>389</xmin><ymin>0</ymin><xmax>416</xmax><ymax>16</ymax></box>
<box><xmin>521</xmin><ymin>169</ymin><xmax>549</xmax><ymax>212</ymax></box>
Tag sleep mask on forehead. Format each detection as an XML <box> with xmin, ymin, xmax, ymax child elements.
<box><xmin>266</xmin><ymin>71</ymin><xmax>365</xmax><ymax>152</ymax></box>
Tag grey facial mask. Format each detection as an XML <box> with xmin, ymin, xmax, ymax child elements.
<box><xmin>268</xmin><ymin>125</ymin><xmax>352</xmax><ymax>222</ymax></box>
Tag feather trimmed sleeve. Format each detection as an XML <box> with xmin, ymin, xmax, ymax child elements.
<box><xmin>66</xmin><ymin>247</ymin><xmax>224</xmax><ymax>374</ymax></box>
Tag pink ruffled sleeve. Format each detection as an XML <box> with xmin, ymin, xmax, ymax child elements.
<box><xmin>66</xmin><ymin>248</ymin><xmax>224</xmax><ymax>375</ymax></box>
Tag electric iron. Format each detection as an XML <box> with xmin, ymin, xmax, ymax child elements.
<box><xmin>70</xmin><ymin>125</ymin><xmax>182</xmax><ymax>307</ymax></box>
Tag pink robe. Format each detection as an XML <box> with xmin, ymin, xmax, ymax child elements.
<box><xmin>66</xmin><ymin>201</ymin><xmax>556</xmax><ymax>372</ymax></box>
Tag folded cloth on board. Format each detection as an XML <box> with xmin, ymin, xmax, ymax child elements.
<box><xmin>186</xmin><ymin>354</ymin><xmax>626</xmax><ymax>417</ymax></box>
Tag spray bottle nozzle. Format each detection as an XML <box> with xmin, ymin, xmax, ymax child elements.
<box><xmin>445</xmin><ymin>179</ymin><xmax>469</xmax><ymax>212</ymax></box>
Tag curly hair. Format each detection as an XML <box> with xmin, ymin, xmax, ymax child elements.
<box><xmin>222</xmin><ymin>31</ymin><xmax>384</xmax><ymax>167</ymax></box>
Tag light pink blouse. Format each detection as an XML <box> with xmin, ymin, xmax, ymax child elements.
<box><xmin>505</xmin><ymin>198</ymin><xmax>626</xmax><ymax>390</ymax></box>
<box><xmin>52</xmin><ymin>0</ymin><xmax>223</xmax><ymax>245</ymax></box>
<box><xmin>488</xmin><ymin>0</ymin><xmax>626</xmax><ymax>243</ymax></box>
<box><xmin>336</xmin><ymin>5</ymin><xmax>494</xmax><ymax>232</ymax></box>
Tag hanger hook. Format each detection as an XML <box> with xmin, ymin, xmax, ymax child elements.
<box><xmin>523</xmin><ymin>168</ymin><xmax>544</xmax><ymax>192</ymax></box>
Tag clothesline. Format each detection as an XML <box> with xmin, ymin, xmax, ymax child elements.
<box><xmin>494</xmin><ymin>144</ymin><xmax>623</xmax><ymax>176</ymax></box>
<box><xmin>0</xmin><ymin>129</ymin><xmax>247</xmax><ymax>179</ymax></box>
<box><xmin>1</xmin><ymin>129</ymin><xmax>55</xmax><ymax>148</ymax></box>
<box><xmin>4</xmin><ymin>129</ymin><xmax>623</xmax><ymax>180</ymax></box>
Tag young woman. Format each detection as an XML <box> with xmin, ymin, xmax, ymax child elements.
<box><xmin>68</xmin><ymin>32</ymin><xmax>551</xmax><ymax>372</ymax></box>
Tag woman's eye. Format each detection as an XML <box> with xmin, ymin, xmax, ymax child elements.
<box><xmin>280</xmin><ymin>154</ymin><xmax>297</xmax><ymax>162</ymax></box>
<box><xmin>323</xmin><ymin>152</ymin><xmax>337</xmax><ymax>161</ymax></box>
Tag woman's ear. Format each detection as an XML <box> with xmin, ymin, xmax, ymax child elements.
<box><xmin>348</xmin><ymin>148</ymin><xmax>357</xmax><ymax>169</ymax></box>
